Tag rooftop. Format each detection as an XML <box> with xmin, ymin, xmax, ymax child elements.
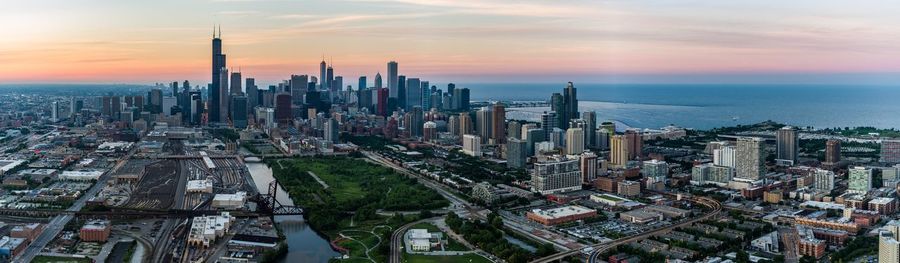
<box><xmin>530</xmin><ymin>205</ymin><xmax>594</xmax><ymax>219</ymax></box>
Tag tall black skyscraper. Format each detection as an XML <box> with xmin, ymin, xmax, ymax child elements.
<box><xmin>563</xmin><ymin>82</ymin><xmax>578</xmax><ymax>127</ymax></box>
<box><xmin>210</xmin><ymin>26</ymin><xmax>226</xmax><ymax>123</ymax></box>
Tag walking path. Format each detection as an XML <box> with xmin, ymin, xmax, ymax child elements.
<box><xmin>307</xmin><ymin>171</ymin><xmax>330</xmax><ymax>189</ymax></box>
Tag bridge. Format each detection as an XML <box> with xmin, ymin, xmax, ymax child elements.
<box><xmin>252</xmin><ymin>180</ymin><xmax>304</xmax><ymax>215</ymax></box>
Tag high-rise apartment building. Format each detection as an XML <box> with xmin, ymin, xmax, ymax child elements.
<box><xmin>565</xmin><ymin>128</ymin><xmax>584</xmax><ymax>155</ymax></box>
<box><xmin>476</xmin><ymin>107</ymin><xmax>492</xmax><ymax>143</ymax></box>
<box><xmin>883</xmin><ymin>140</ymin><xmax>900</xmax><ymax>163</ymax></box>
<box><xmin>813</xmin><ymin>169</ymin><xmax>835</xmax><ymax>191</ymax></box>
<box><xmin>735</xmin><ymin>137</ymin><xmax>765</xmax><ymax>180</ymax></box>
<box><xmin>462</xmin><ymin>134</ymin><xmax>482</xmax><ymax>157</ymax></box>
<box><xmin>532</xmin><ymin>155</ymin><xmax>582</xmax><ymax>194</ymax></box>
<box><xmin>713</xmin><ymin>146</ymin><xmax>736</xmax><ymax>168</ymax></box>
<box><xmin>580</xmin><ymin>151</ymin><xmax>598</xmax><ymax>184</ymax></box>
<box><xmin>610</xmin><ymin>135</ymin><xmax>628</xmax><ymax>166</ymax></box>
<box><xmin>776</xmin><ymin>126</ymin><xmax>799</xmax><ymax>164</ymax></box>
<box><xmin>825</xmin><ymin>139</ymin><xmax>841</xmax><ymax>166</ymax></box>
<box><xmin>848</xmin><ymin>166</ymin><xmax>872</xmax><ymax>194</ymax></box>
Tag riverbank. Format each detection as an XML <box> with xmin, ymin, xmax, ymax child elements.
<box><xmin>267</xmin><ymin>156</ymin><xmax>451</xmax><ymax>262</ymax></box>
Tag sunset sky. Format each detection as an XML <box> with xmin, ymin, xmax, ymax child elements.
<box><xmin>3</xmin><ymin>0</ymin><xmax>900</xmax><ymax>85</ymax></box>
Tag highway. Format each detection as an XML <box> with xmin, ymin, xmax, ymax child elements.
<box><xmin>532</xmin><ymin>196</ymin><xmax>722</xmax><ymax>263</ymax></box>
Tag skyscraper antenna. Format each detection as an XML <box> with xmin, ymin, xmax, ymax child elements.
<box><xmin>213</xmin><ymin>25</ymin><xmax>216</xmax><ymax>38</ymax></box>
<box><xmin>218</xmin><ymin>25</ymin><xmax>221</xmax><ymax>38</ymax></box>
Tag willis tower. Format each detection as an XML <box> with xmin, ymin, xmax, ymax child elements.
<box><xmin>210</xmin><ymin>26</ymin><xmax>226</xmax><ymax>123</ymax></box>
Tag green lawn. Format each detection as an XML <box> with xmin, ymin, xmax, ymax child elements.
<box><xmin>410</xmin><ymin>222</ymin><xmax>441</xmax><ymax>232</ymax></box>
<box><xmin>403</xmin><ymin>253</ymin><xmax>492</xmax><ymax>263</ymax></box>
<box><xmin>32</xmin><ymin>256</ymin><xmax>93</xmax><ymax>263</ymax></box>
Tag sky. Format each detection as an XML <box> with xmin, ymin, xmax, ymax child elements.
<box><xmin>2</xmin><ymin>0</ymin><xmax>900</xmax><ymax>86</ymax></box>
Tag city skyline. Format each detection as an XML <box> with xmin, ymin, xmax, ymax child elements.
<box><xmin>4</xmin><ymin>0</ymin><xmax>900</xmax><ymax>85</ymax></box>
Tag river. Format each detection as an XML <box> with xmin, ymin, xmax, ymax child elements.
<box><xmin>245</xmin><ymin>162</ymin><xmax>341</xmax><ymax>263</ymax></box>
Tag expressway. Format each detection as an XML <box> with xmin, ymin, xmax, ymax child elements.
<box><xmin>532</xmin><ymin>196</ymin><xmax>722</xmax><ymax>263</ymax></box>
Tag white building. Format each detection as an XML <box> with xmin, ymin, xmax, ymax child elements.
<box><xmin>187</xmin><ymin>212</ymin><xmax>235</xmax><ymax>247</ymax></box>
<box><xmin>212</xmin><ymin>192</ymin><xmax>247</xmax><ymax>209</ymax></box>
<box><xmin>848</xmin><ymin>166</ymin><xmax>872</xmax><ymax>194</ymax></box>
<box><xmin>813</xmin><ymin>169</ymin><xmax>835</xmax><ymax>191</ymax></box>
<box><xmin>186</xmin><ymin>180</ymin><xmax>213</xmax><ymax>193</ymax></box>
<box><xmin>59</xmin><ymin>170</ymin><xmax>104</xmax><ymax>181</ymax></box>
<box><xmin>565</xmin><ymin>128</ymin><xmax>584</xmax><ymax>155</ymax></box>
<box><xmin>713</xmin><ymin>146</ymin><xmax>736</xmax><ymax>168</ymax></box>
<box><xmin>462</xmin><ymin>134</ymin><xmax>481</xmax><ymax>157</ymax></box>
<box><xmin>881</xmin><ymin>220</ymin><xmax>900</xmax><ymax>263</ymax></box>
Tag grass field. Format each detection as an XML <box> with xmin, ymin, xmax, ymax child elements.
<box><xmin>32</xmin><ymin>256</ymin><xmax>93</xmax><ymax>263</ymax></box>
<box><xmin>403</xmin><ymin>253</ymin><xmax>492</xmax><ymax>263</ymax></box>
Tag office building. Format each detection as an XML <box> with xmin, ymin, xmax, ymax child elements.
<box><xmin>387</xmin><ymin>61</ymin><xmax>399</xmax><ymax>98</ymax></box>
<box><xmin>550</xmin><ymin>93</ymin><xmax>566</xmax><ymax>129</ymax></box>
<box><xmin>563</xmin><ymin>82</ymin><xmax>579</xmax><ymax>126</ymax></box>
<box><xmin>405</xmin><ymin>78</ymin><xmax>421</xmax><ymax>111</ymax></box>
<box><xmin>582</xmin><ymin>111</ymin><xmax>597</xmax><ymax>148</ymax></box>
<box><xmin>642</xmin><ymin>159</ymin><xmax>668</xmax><ymax>180</ymax></box>
<box><xmin>848</xmin><ymin>166</ymin><xmax>873</xmax><ymax>194</ymax></box>
<box><xmin>230</xmin><ymin>95</ymin><xmax>248</xmax><ymax>129</ymax></box>
<box><xmin>565</xmin><ymin>128</ymin><xmax>584</xmax><ymax>155</ymax></box>
<box><xmin>735</xmin><ymin>137</ymin><xmax>765</xmax><ymax>180</ymax></box>
<box><xmin>210</xmin><ymin>28</ymin><xmax>226</xmax><ymax>123</ymax></box>
<box><xmin>507</xmin><ymin>138</ymin><xmax>527</xmax><ymax>169</ymax></box>
<box><xmin>492</xmin><ymin>103</ymin><xmax>506</xmax><ymax>144</ymax></box>
<box><xmin>452</xmin><ymin>88</ymin><xmax>470</xmax><ymax>111</ymax></box>
<box><xmin>532</xmin><ymin>155</ymin><xmax>582</xmax><ymax>194</ymax></box>
<box><xmin>776</xmin><ymin>126</ymin><xmax>799</xmax><ymax>165</ymax></box>
<box><xmin>274</xmin><ymin>93</ymin><xmax>292</xmax><ymax>124</ymax></box>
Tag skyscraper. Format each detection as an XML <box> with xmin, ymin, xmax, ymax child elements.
<box><xmin>358</xmin><ymin>76</ymin><xmax>367</xmax><ymax>92</ymax></box>
<box><xmin>387</xmin><ymin>61</ymin><xmax>399</xmax><ymax>98</ymax></box>
<box><xmin>565</xmin><ymin>128</ymin><xmax>584</xmax><ymax>155</ymax></box>
<box><xmin>231</xmin><ymin>95</ymin><xmax>248</xmax><ymax>129</ymax></box>
<box><xmin>735</xmin><ymin>137</ymin><xmax>765</xmax><ymax>180</ymax></box>
<box><xmin>825</xmin><ymin>139</ymin><xmax>841</xmax><ymax>166</ymax></box>
<box><xmin>776</xmin><ymin>126</ymin><xmax>799</xmax><ymax>164</ymax></box>
<box><xmin>374</xmin><ymin>73</ymin><xmax>383</xmax><ymax>89</ymax></box>
<box><xmin>563</xmin><ymin>82</ymin><xmax>579</xmax><ymax>125</ymax></box>
<box><xmin>210</xmin><ymin>26</ymin><xmax>226</xmax><ymax>123</ymax></box>
<box><xmin>491</xmin><ymin>102</ymin><xmax>506</xmax><ymax>144</ymax></box>
<box><xmin>405</xmin><ymin>78</ymin><xmax>421</xmax><ymax>111</ymax></box>
<box><xmin>507</xmin><ymin>121</ymin><xmax>522</xmax><ymax>140</ymax></box>
<box><xmin>324</xmin><ymin>118</ymin><xmax>338</xmax><ymax>143</ymax></box>
<box><xmin>459</xmin><ymin>112</ymin><xmax>473</xmax><ymax>136</ymax></box>
<box><xmin>580</xmin><ymin>151</ymin><xmax>598</xmax><ymax>184</ymax></box>
<box><xmin>453</xmin><ymin>88</ymin><xmax>470</xmax><ymax>111</ymax></box>
<box><xmin>246</xmin><ymin>78</ymin><xmax>258</xmax><ymax>109</ymax></box>
<box><xmin>290</xmin><ymin>75</ymin><xmax>308</xmax><ymax>106</ymax></box>
<box><xmin>882</xmin><ymin>140</ymin><xmax>900</xmax><ymax>163</ymax></box>
<box><xmin>550</xmin><ymin>93</ymin><xmax>566</xmax><ymax>129</ymax></box>
<box><xmin>507</xmin><ymin>138</ymin><xmax>527</xmax><ymax>169</ymax></box>
<box><xmin>219</xmin><ymin>67</ymin><xmax>230</xmax><ymax>122</ymax></box>
<box><xmin>610</xmin><ymin>135</ymin><xmax>628</xmax><ymax>166</ymax></box>
<box><xmin>624</xmin><ymin>129</ymin><xmax>643</xmax><ymax>160</ymax></box>
<box><xmin>320</xmin><ymin>59</ymin><xmax>327</xmax><ymax>90</ymax></box>
<box><xmin>326</xmin><ymin>66</ymin><xmax>335</xmax><ymax>92</ymax></box>
<box><xmin>476</xmin><ymin>107</ymin><xmax>492</xmax><ymax>143</ymax></box>
<box><xmin>230</xmin><ymin>71</ymin><xmax>242</xmax><ymax>94</ymax></box>
<box><xmin>397</xmin><ymin>75</ymin><xmax>407</xmax><ymax>109</ymax></box>
<box><xmin>582</xmin><ymin>111</ymin><xmax>597</xmax><ymax>148</ymax></box>
<box><xmin>274</xmin><ymin>93</ymin><xmax>292</xmax><ymax>124</ymax></box>
<box><xmin>541</xmin><ymin>111</ymin><xmax>558</xmax><ymax>140</ymax></box>
<box><xmin>713</xmin><ymin>146</ymin><xmax>736</xmax><ymax>168</ymax></box>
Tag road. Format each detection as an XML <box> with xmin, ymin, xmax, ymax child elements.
<box><xmin>15</xmin><ymin>146</ymin><xmax>136</xmax><ymax>263</ymax></box>
<box><xmin>390</xmin><ymin>217</ymin><xmax>436</xmax><ymax>263</ymax></box>
<box><xmin>532</xmin><ymin>195</ymin><xmax>722</xmax><ymax>263</ymax></box>
<box><xmin>15</xmin><ymin>154</ymin><xmax>128</xmax><ymax>263</ymax></box>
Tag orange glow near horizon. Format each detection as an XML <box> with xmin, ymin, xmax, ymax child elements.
<box><xmin>3</xmin><ymin>0</ymin><xmax>900</xmax><ymax>85</ymax></box>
